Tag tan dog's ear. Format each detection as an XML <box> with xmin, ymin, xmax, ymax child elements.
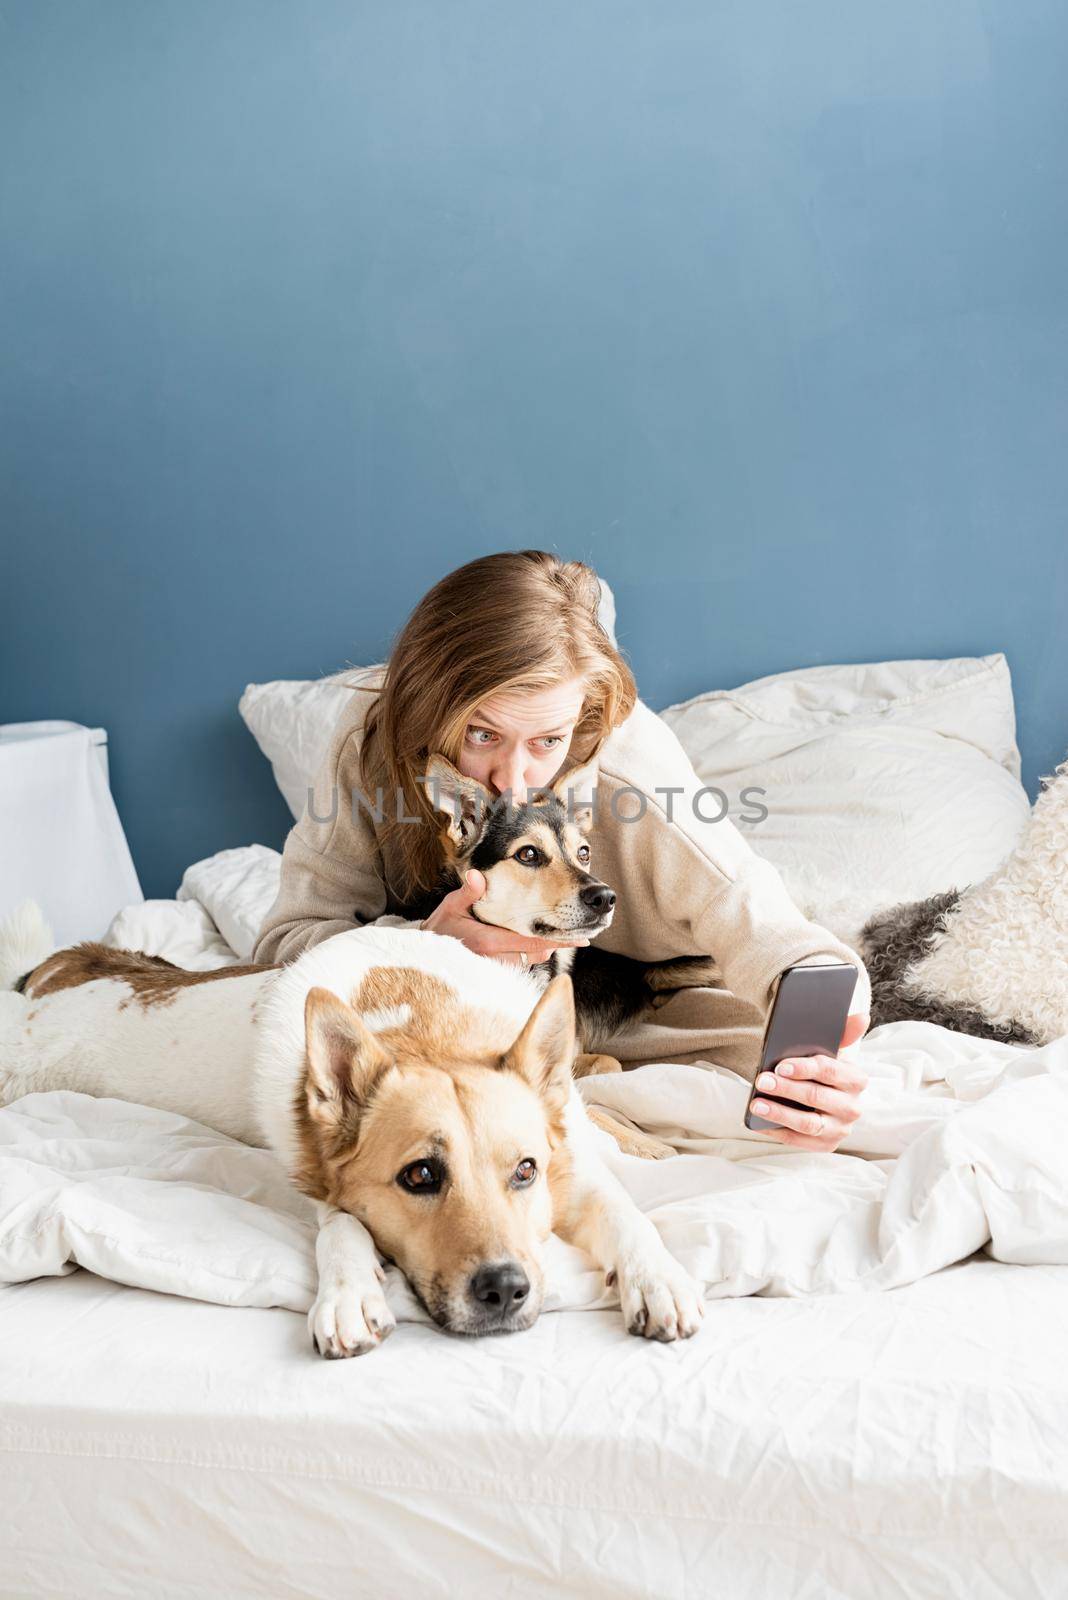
<box><xmin>304</xmin><ymin>987</ymin><xmax>390</xmax><ymax>1128</ymax></box>
<box><xmin>422</xmin><ymin>753</ymin><xmax>494</xmax><ymax>848</ymax></box>
<box><xmin>500</xmin><ymin>973</ymin><xmax>576</xmax><ymax>1115</ymax></box>
<box><xmin>550</xmin><ymin>759</ymin><xmax>599</xmax><ymax>832</ymax></box>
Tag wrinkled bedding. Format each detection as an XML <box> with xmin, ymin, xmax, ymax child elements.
<box><xmin>4</xmin><ymin>1258</ymin><xmax>1068</xmax><ymax>1600</ymax></box>
<box><xmin>3</xmin><ymin>1028</ymin><xmax>1068</xmax><ymax>1317</ymax></box>
<box><xmin>3</xmin><ymin>845</ymin><xmax>1067</xmax><ymax>1313</ymax></box>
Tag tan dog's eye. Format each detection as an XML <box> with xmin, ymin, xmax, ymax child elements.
<box><xmin>514</xmin><ymin>846</ymin><xmax>543</xmax><ymax>866</ymax></box>
<box><xmin>511</xmin><ymin>1158</ymin><xmax>537</xmax><ymax>1188</ymax></box>
<box><xmin>397</xmin><ymin>1158</ymin><xmax>445</xmax><ymax>1195</ymax></box>
<box><xmin>577</xmin><ymin>844</ymin><xmax>590</xmax><ymax>864</ymax></box>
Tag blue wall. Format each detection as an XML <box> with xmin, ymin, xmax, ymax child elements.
<box><xmin>3</xmin><ymin>1</ymin><xmax>1066</xmax><ymax>898</ymax></box>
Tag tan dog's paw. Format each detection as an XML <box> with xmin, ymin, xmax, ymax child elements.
<box><xmin>308</xmin><ymin>1282</ymin><xmax>396</xmax><ymax>1359</ymax></box>
<box><xmin>609</xmin><ymin>1255</ymin><xmax>704</xmax><ymax>1342</ymax></box>
<box><xmin>586</xmin><ymin>1106</ymin><xmax>676</xmax><ymax>1160</ymax></box>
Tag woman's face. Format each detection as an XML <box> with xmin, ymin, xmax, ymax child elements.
<box><xmin>457</xmin><ymin>676</ymin><xmax>588</xmax><ymax>799</ymax></box>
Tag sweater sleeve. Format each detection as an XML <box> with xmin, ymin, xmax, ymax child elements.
<box><xmin>589</xmin><ymin>701</ymin><xmax>872</xmax><ymax>1022</ymax></box>
<box><xmin>251</xmin><ymin>694</ymin><xmax>422</xmax><ymax>966</ymax></box>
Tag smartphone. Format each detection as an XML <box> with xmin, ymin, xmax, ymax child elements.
<box><xmin>744</xmin><ymin>963</ymin><xmax>858</xmax><ymax>1132</ymax></box>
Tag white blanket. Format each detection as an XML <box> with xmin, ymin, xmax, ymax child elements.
<box><xmin>3</xmin><ymin>845</ymin><xmax>1067</xmax><ymax>1319</ymax></box>
<box><xmin>3</xmin><ymin>1023</ymin><xmax>1068</xmax><ymax>1317</ymax></box>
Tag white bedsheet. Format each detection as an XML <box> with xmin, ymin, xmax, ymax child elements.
<box><xmin>2</xmin><ymin>1262</ymin><xmax>1067</xmax><ymax>1598</ymax></box>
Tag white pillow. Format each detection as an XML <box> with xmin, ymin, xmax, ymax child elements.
<box><xmin>240</xmin><ymin>578</ymin><xmax>620</xmax><ymax>821</ymax></box>
<box><xmin>239</xmin><ymin>665</ymin><xmax>385</xmax><ymax>821</ymax></box>
<box><xmin>658</xmin><ymin>654</ymin><xmax>1031</xmax><ymax>949</ymax></box>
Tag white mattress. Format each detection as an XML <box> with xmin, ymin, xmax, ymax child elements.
<box><xmin>2</xmin><ymin>1260</ymin><xmax>1067</xmax><ymax>1598</ymax></box>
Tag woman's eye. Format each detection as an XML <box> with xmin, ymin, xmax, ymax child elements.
<box><xmin>539</xmin><ymin>736</ymin><xmax>563</xmax><ymax>749</ymax></box>
<box><xmin>512</xmin><ymin>1158</ymin><xmax>537</xmax><ymax>1187</ymax></box>
<box><xmin>515</xmin><ymin>845</ymin><xmax>542</xmax><ymax>865</ymax></box>
<box><xmin>466</xmin><ymin>728</ymin><xmax>496</xmax><ymax>745</ymax></box>
<box><xmin>397</xmin><ymin>1159</ymin><xmax>445</xmax><ymax>1194</ymax></box>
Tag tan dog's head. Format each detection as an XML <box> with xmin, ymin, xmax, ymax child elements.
<box><xmin>423</xmin><ymin>753</ymin><xmax>616</xmax><ymax>940</ymax></box>
<box><xmin>297</xmin><ymin>972</ymin><xmax>577</xmax><ymax>1335</ymax></box>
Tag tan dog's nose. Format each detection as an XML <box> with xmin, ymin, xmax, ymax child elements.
<box><xmin>469</xmin><ymin>1261</ymin><xmax>531</xmax><ymax>1312</ymax></box>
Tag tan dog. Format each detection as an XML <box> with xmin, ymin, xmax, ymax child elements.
<box><xmin>1</xmin><ymin>909</ymin><xmax>705</xmax><ymax>1356</ymax></box>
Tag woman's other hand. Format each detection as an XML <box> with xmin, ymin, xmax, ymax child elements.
<box><xmin>421</xmin><ymin>870</ymin><xmax>590</xmax><ymax>967</ymax></box>
<box><xmin>748</xmin><ymin>1012</ymin><xmax>870</xmax><ymax>1151</ymax></box>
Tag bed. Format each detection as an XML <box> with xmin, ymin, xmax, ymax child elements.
<box><xmin>2</xmin><ymin>645</ymin><xmax>1065</xmax><ymax>1598</ymax></box>
<box><xmin>5</xmin><ymin>1258</ymin><xmax>1068</xmax><ymax>1599</ymax></box>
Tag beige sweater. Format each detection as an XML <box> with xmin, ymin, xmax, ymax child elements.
<box><xmin>251</xmin><ymin>680</ymin><xmax>871</xmax><ymax>1079</ymax></box>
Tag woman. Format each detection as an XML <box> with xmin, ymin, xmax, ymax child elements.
<box><xmin>252</xmin><ymin>550</ymin><xmax>869</xmax><ymax>1151</ymax></box>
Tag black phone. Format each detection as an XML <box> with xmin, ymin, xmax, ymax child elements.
<box><xmin>744</xmin><ymin>963</ymin><xmax>858</xmax><ymax>1132</ymax></box>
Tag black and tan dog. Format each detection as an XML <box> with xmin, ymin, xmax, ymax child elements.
<box><xmin>423</xmin><ymin>754</ymin><xmax>716</xmax><ymax>1155</ymax></box>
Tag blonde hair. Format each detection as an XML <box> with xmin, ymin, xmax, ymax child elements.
<box><xmin>359</xmin><ymin>550</ymin><xmax>637</xmax><ymax>906</ymax></box>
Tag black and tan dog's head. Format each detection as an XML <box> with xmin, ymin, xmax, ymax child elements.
<box><xmin>423</xmin><ymin>753</ymin><xmax>616</xmax><ymax>941</ymax></box>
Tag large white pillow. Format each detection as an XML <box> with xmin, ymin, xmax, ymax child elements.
<box><xmin>240</xmin><ymin>578</ymin><xmax>620</xmax><ymax>821</ymax></box>
<box><xmin>658</xmin><ymin>654</ymin><xmax>1031</xmax><ymax>949</ymax></box>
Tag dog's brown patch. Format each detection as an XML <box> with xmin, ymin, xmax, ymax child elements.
<box><xmin>350</xmin><ymin>966</ymin><xmax>521</xmax><ymax>1066</ymax></box>
<box><xmin>23</xmin><ymin>942</ymin><xmax>278</xmax><ymax>1008</ymax></box>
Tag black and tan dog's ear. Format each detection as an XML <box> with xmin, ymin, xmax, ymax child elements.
<box><xmin>500</xmin><ymin>973</ymin><xmax>576</xmax><ymax>1117</ymax></box>
<box><xmin>303</xmin><ymin>987</ymin><xmax>390</xmax><ymax>1128</ymax></box>
<box><xmin>550</xmin><ymin>759</ymin><xmax>599</xmax><ymax>832</ymax></box>
<box><xmin>422</xmin><ymin>753</ymin><xmax>493</xmax><ymax>849</ymax></box>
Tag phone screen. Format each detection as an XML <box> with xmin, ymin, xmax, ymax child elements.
<box><xmin>744</xmin><ymin>963</ymin><xmax>858</xmax><ymax>1133</ymax></box>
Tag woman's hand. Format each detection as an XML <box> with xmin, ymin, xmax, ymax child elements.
<box><xmin>749</xmin><ymin>1012</ymin><xmax>870</xmax><ymax>1152</ymax></box>
<box><xmin>421</xmin><ymin>869</ymin><xmax>591</xmax><ymax>968</ymax></box>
